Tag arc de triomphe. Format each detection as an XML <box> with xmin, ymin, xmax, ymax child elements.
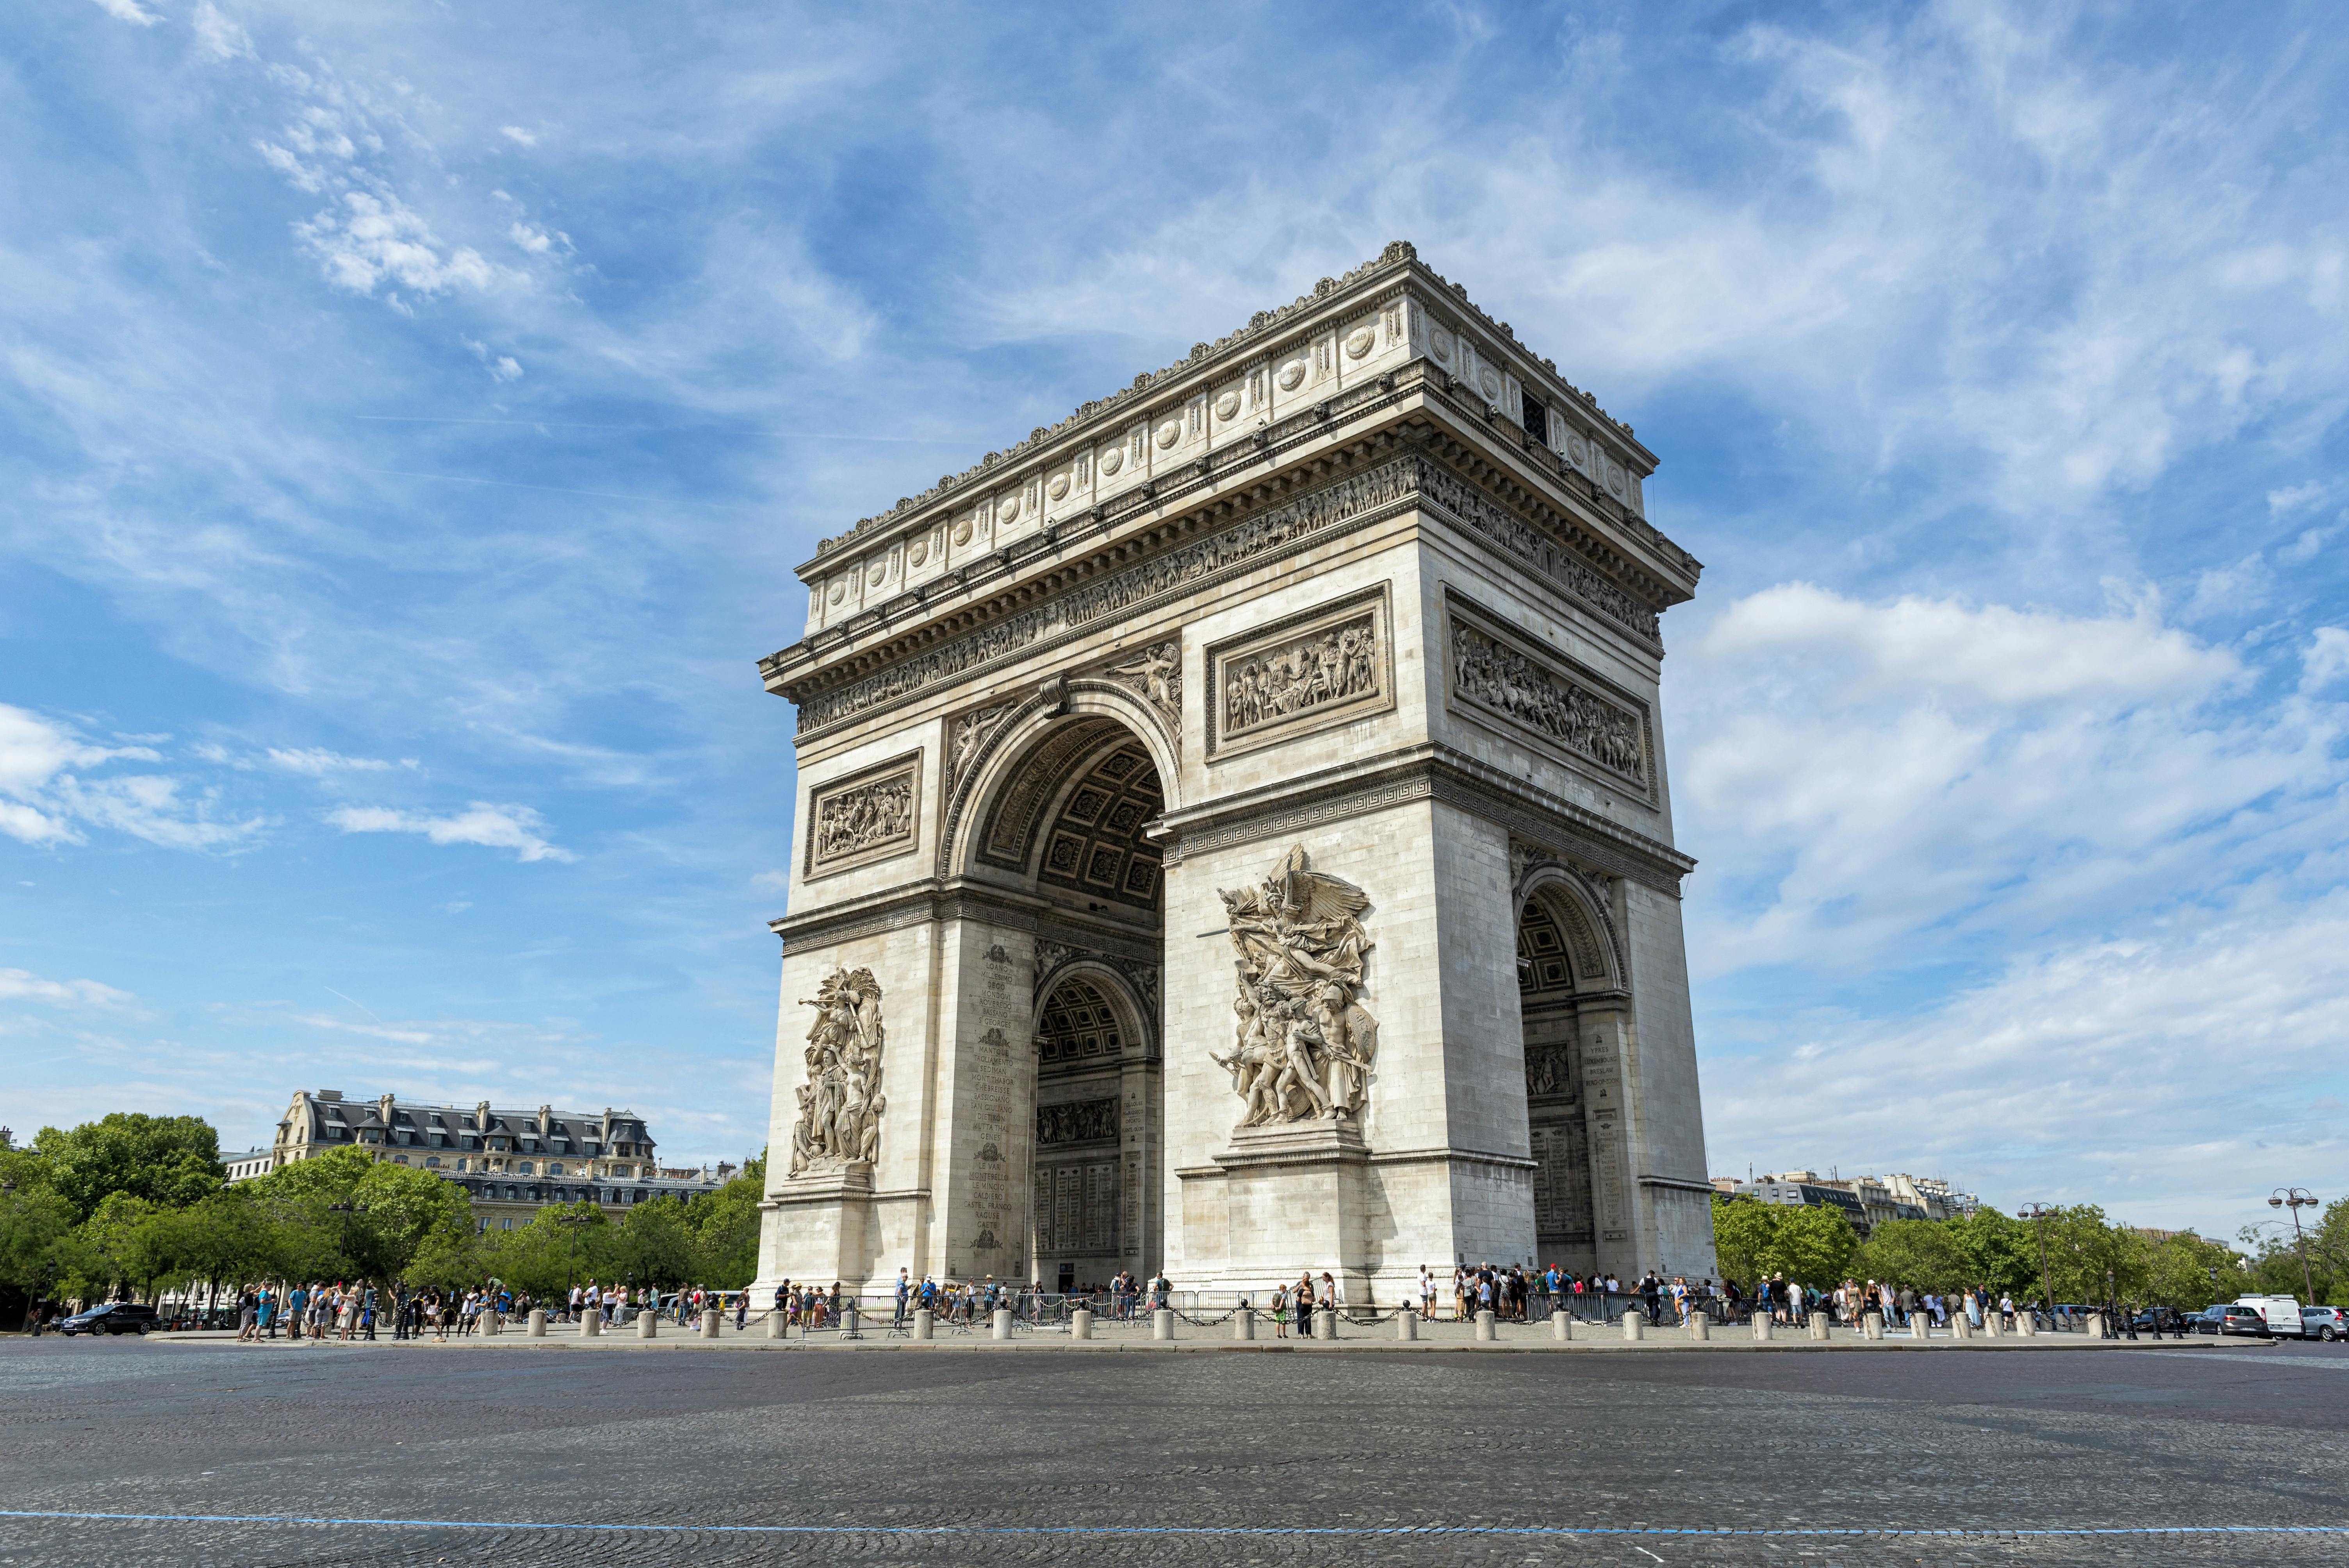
<box><xmin>754</xmin><ymin>242</ymin><xmax>1716</xmax><ymax>1303</ymax></box>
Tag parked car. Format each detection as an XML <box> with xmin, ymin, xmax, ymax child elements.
<box><xmin>2302</xmin><ymin>1305</ymin><xmax>2346</xmax><ymax>1342</ymax></box>
<box><xmin>2190</xmin><ymin>1305</ymin><xmax>2226</xmax><ymax>1336</ymax></box>
<box><xmin>55</xmin><ymin>1302</ymin><xmax>159</xmax><ymax>1337</ymax></box>
<box><xmin>2131</xmin><ymin>1307</ymin><xmax>2190</xmax><ymax>1336</ymax></box>
<box><xmin>2218</xmin><ymin>1304</ymin><xmax>2272</xmax><ymax>1338</ymax></box>
<box><xmin>2236</xmin><ymin>1295</ymin><xmax>2307</xmax><ymax>1338</ymax></box>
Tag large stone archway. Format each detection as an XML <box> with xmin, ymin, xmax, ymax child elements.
<box><xmin>756</xmin><ymin>242</ymin><xmax>1717</xmax><ymax>1300</ymax></box>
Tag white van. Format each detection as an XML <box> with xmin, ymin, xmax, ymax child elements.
<box><xmin>2236</xmin><ymin>1295</ymin><xmax>2307</xmax><ymax>1338</ymax></box>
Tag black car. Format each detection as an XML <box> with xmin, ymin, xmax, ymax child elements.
<box><xmin>56</xmin><ymin>1302</ymin><xmax>159</xmax><ymax>1337</ymax></box>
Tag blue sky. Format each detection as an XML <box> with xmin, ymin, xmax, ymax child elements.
<box><xmin>4</xmin><ymin>1</ymin><xmax>2344</xmax><ymax>1238</ymax></box>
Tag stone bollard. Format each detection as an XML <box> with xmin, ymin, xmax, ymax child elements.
<box><xmin>913</xmin><ymin>1308</ymin><xmax>935</xmax><ymax>1341</ymax></box>
<box><xmin>1475</xmin><ymin>1309</ymin><xmax>1497</xmax><ymax>1342</ymax></box>
<box><xmin>482</xmin><ymin>1311</ymin><xmax>501</xmax><ymax>1336</ymax></box>
<box><xmin>1623</xmin><ymin>1310</ymin><xmax>1644</xmax><ymax>1342</ymax></box>
<box><xmin>1807</xmin><ymin>1311</ymin><xmax>1830</xmax><ymax>1341</ymax></box>
<box><xmin>2087</xmin><ymin>1313</ymin><xmax>2106</xmax><ymax>1339</ymax></box>
<box><xmin>1068</xmin><ymin>1309</ymin><xmax>1089</xmax><ymax>1341</ymax></box>
<box><xmin>580</xmin><ymin>1311</ymin><xmax>601</xmax><ymax>1338</ymax></box>
<box><xmin>1982</xmin><ymin>1312</ymin><xmax>2003</xmax><ymax>1339</ymax></box>
<box><xmin>1752</xmin><ymin>1314</ymin><xmax>1773</xmax><ymax>1342</ymax></box>
<box><xmin>642</xmin><ymin>1311</ymin><xmax>659</xmax><ymax>1339</ymax></box>
<box><xmin>841</xmin><ymin>1305</ymin><xmax>861</xmax><ymax>1341</ymax></box>
<box><xmin>1400</xmin><ymin>1310</ymin><xmax>1420</xmax><ymax>1342</ymax></box>
<box><xmin>1314</xmin><ymin>1308</ymin><xmax>1337</xmax><ymax>1341</ymax></box>
<box><xmin>990</xmin><ymin>1308</ymin><xmax>1013</xmax><ymax>1341</ymax></box>
<box><xmin>700</xmin><ymin>1309</ymin><xmax>720</xmax><ymax>1340</ymax></box>
<box><xmin>1910</xmin><ymin>1318</ymin><xmax>1932</xmax><ymax>1343</ymax></box>
<box><xmin>1552</xmin><ymin>1311</ymin><xmax>1574</xmax><ymax>1342</ymax></box>
<box><xmin>1234</xmin><ymin>1307</ymin><xmax>1255</xmax><ymax>1342</ymax></box>
<box><xmin>1861</xmin><ymin>1313</ymin><xmax>1884</xmax><ymax>1340</ymax></box>
<box><xmin>1688</xmin><ymin>1313</ymin><xmax>1711</xmax><ymax>1341</ymax></box>
<box><xmin>1152</xmin><ymin>1308</ymin><xmax>1175</xmax><ymax>1341</ymax></box>
<box><xmin>527</xmin><ymin>1309</ymin><xmax>546</xmax><ymax>1338</ymax></box>
<box><xmin>2017</xmin><ymin>1311</ymin><xmax>2036</xmax><ymax>1338</ymax></box>
<box><xmin>1953</xmin><ymin>1312</ymin><xmax>1975</xmax><ymax>1339</ymax></box>
<box><xmin>763</xmin><ymin>1312</ymin><xmax>783</xmax><ymax>1340</ymax></box>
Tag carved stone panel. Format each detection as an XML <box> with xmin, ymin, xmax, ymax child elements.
<box><xmin>1445</xmin><ymin>593</ymin><xmax>1653</xmax><ymax>795</ymax></box>
<box><xmin>805</xmin><ymin>752</ymin><xmax>921</xmax><ymax>877</ymax></box>
<box><xmin>1206</xmin><ymin>584</ymin><xmax>1394</xmax><ymax>760</ymax></box>
<box><xmin>786</xmin><ymin>966</ymin><xmax>884</xmax><ymax>1178</ymax></box>
<box><xmin>1211</xmin><ymin>846</ymin><xmax>1379</xmax><ymax>1126</ymax></box>
<box><xmin>1037</xmin><ymin>1096</ymin><xmax>1119</xmax><ymax>1146</ymax></box>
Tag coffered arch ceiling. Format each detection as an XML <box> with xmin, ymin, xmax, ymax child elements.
<box><xmin>978</xmin><ymin>722</ymin><xmax>1164</xmax><ymax>912</ymax></box>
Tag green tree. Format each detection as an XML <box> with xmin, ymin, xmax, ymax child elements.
<box><xmin>1853</xmin><ymin>1218</ymin><xmax>1969</xmax><ymax>1294</ymax></box>
<box><xmin>250</xmin><ymin>1147</ymin><xmax>472</xmax><ymax>1286</ymax></box>
<box><xmin>32</xmin><ymin>1114</ymin><xmax>223</xmax><ymax>1223</ymax></box>
<box><xmin>1710</xmin><ymin>1196</ymin><xmax>1857</xmax><ymax>1290</ymax></box>
<box><xmin>0</xmin><ymin>1185</ymin><xmax>76</xmax><ymax>1326</ymax></box>
<box><xmin>684</xmin><ymin>1152</ymin><xmax>765</xmax><ymax>1289</ymax></box>
<box><xmin>610</xmin><ymin>1197</ymin><xmax>697</xmax><ymax>1291</ymax></box>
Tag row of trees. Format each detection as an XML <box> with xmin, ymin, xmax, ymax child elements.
<box><xmin>1711</xmin><ymin>1193</ymin><xmax>2349</xmax><ymax>1308</ymax></box>
<box><xmin>0</xmin><ymin>1112</ymin><xmax>766</xmax><ymax>1324</ymax></box>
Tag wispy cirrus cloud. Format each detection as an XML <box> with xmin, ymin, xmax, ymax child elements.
<box><xmin>326</xmin><ymin>801</ymin><xmax>576</xmax><ymax>862</ymax></box>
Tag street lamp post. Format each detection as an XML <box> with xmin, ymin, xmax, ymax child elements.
<box><xmin>2021</xmin><ymin>1203</ymin><xmax>2060</xmax><ymax>1331</ymax></box>
<box><xmin>558</xmin><ymin>1211</ymin><xmax>592</xmax><ymax>1315</ymax></box>
<box><xmin>2269</xmin><ymin>1188</ymin><xmax>2320</xmax><ymax>1304</ymax></box>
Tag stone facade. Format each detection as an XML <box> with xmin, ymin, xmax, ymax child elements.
<box><xmin>755</xmin><ymin>242</ymin><xmax>1716</xmax><ymax>1303</ymax></box>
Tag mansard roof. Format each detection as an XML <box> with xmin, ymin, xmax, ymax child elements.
<box><xmin>285</xmin><ymin>1092</ymin><xmax>654</xmax><ymax>1145</ymax></box>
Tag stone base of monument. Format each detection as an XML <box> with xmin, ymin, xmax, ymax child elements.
<box><xmin>1688</xmin><ymin>1313</ymin><xmax>1710</xmax><ymax>1341</ymax></box>
<box><xmin>580</xmin><ymin>1312</ymin><xmax>599</xmax><ymax>1338</ymax></box>
<box><xmin>1213</xmin><ymin>1121</ymin><xmax>1372</xmax><ymax>1313</ymax></box>
<box><xmin>1552</xmin><ymin>1312</ymin><xmax>1573</xmax><ymax>1342</ymax></box>
<box><xmin>1807</xmin><ymin>1311</ymin><xmax>1830</xmax><ymax>1340</ymax></box>
<box><xmin>1152</xmin><ymin>1308</ymin><xmax>1175</xmax><ymax>1341</ymax></box>
<box><xmin>1068</xmin><ymin>1309</ymin><xmax>1089</xmax><ymax>1341</ymax></box>
<box><xmin>765</xmin><ymin>1161</ymin><xmax>875</xmax><ymax>1296</ymax></box>
<box><xmin>527</xmin><ymin>1309</ymin><xmax>545</xmax><ymax>1338</ymax></box>
<box><xmin>1475</xmin><ymin>1310</ymin><xmax>1496</xmax><ymax>1342</ymax></box>
<box><xmin>1622</xmin><ymin>1311</ymin><xmax>1643</xmax><ymax>1342</ymax></box>
<box><xmin>1399</xmin><ymin>1310</ymin><xmax>1419</xmax><ymax>1342</ymax></box>
<box><xmin>1234</xmin><ymin>1308</ymin><xmax>1254</xmax><ymax>1341</ymax></box>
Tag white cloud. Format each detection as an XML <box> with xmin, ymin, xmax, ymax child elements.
<box><xmin>2184</xmin><ymin>552</ymin><xmax>2276</xmax><ymax>621</ymax></box>
<box><xmin>263</xmin><ymin>746</ymin><xmax>412</xmax><ymax>774</ymax></box>
<box><xmin>0</xmin><ymin>968</ymin><xmax>140</xmax><ymax>1010</ymax></box>
<box><xmin>327</xmin><ymin>801</ymin><xmax>577</xmax><ymax>862</ymax></box>
<box><xmin>0</xmin><ymin>704</ymin><xmax>167</xmax><ymax>845</ymax></box>
<box><xmin>297</xmin><ymin>190</ymin><xmax>501</xmax><ymax>298</ymax></box>
<box><xmin>2280</xmin><ymin>526</ymin><xmax>2335</xmax><ymax>565</ymax></box>
<box><xmin>88</xmin><ymin>0</ymin><xmax>160</xmax><ymax>25</ymax></box>
<box><xmin>1674</xmin><ymin>585</ymin><xmax>2336</xmax><ymax>976</ymax></box>
<box><xmin>499</xmin><ymin>126</ymin><xmax>538</xmax><ymax>147</ymax></box>
<box><xmin>508</xmin><ymin>222</ymin><xmax>551</xmax><ymax>254</ymax></box>
<box><xmin>191</xmin><ymin>1</ymin><xmax>251</xmax><ymax>61</ymax></box>
<box><xmin>2303</xmin><ymin>628</ymin><xmax>2349</xmax><ymax>694</ymax></box>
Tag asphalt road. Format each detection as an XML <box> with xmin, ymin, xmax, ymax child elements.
<box><xmin>2</xmin><ymin>1336</ymin><xmax>2345</xmax><ymax>1567</ymax></box>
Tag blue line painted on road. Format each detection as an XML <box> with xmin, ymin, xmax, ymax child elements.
<box><xmin>4</xmin><ymin>1510</ymin><xmax>2348</xmax><ymax>1539</ymax></box>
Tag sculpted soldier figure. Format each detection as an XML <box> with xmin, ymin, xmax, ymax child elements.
<box><xmin>1213</xmin><ymin>847</ymin><xmax>1379</xmax><ymax>1126</ymax></box>
<box><xmin>788</xmin><ymin>966</ymin><xmax>886</xmax><ymax>1176</ymax></box>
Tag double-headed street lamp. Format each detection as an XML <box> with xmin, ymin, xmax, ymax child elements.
<box><xmin>2270</xmin><ymin>1188</ymin><xmax>2320</xmax><ymax>1303</ymax></box>
<box><xmin>2021</xmin><ymin>1203</ymin><xmax>2060</xmax><ymax>1323</ymax></box>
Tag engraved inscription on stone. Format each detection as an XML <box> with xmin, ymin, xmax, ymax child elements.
<box><xmin>1037</xmin><ymin>1096</ymin><xmax>1118</xmax><ymax>1146</ymax></box>
<box><xmin>1207</xmin><ymin>588</ymin><xmax>1392</xmax><ymax>757</ymax></box>
<box><xmin>806</xmin><ymin>753</ymin><xmax>920</xmax><ymax>874</ymax></box>
<box><xmin>1448</xmin><ymin>603</ymin><xmax>1648</xmax><ymax>787</ymax></box>
<box><xmin>1211</xmin><ymin>846</ymin><xmax>1379</xmax><ymax>1126</ymax></box>
<box><xmin>786</xmin><ymin>966</ymin><xmax>884</xmax><ymax>1178</ymax></box>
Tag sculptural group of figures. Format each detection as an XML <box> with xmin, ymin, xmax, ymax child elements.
<box><xmin>788</xmin><ymin>966</ymin><xmax>885</xmax><ymax>1175</ymax></box>
<box><xmin>1451</xmin><ymin>625</ymin><xmax>1644</xmax><ymax>782</ymax></box>
<box><xmin>1211</xmin><ymin>846</ymin><xmax>1379</xmax><ymax>1125</ymax></box>
<box><xmin>1222</xmin><ymin>620</ymin><xmax>1377</xmax><ymax>735</ymax></box>
<box><xmin>814</xmin><ymin>775</ymin><xmax>913</xmax><ymax>862</ymax></box>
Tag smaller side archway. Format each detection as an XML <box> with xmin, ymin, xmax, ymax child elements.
<box><xmin>1030</xmin><ymin>960</ymin><xmax>1160</xmax><ymax>1294</ymax></box>
<box><xmin>1512</xmin><ymin>869</ymin><xmax>1630</xmax><ymax>1276</ymax></box>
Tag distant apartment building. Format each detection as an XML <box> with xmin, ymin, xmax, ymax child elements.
<box><xmin>227</xmin><ymin>1089</ymin><xmax>731</xmax><ymax>1231</ymax></box>
<box><xmin>1715</xmin><ymin>1169</ymin><xmax>1978</xmax><ymax>1237</ymax></box>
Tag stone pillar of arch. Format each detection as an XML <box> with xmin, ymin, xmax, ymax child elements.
<box><xmin>751</xmin><ymin>244</ymin><xmax>1714</xmax><ymax>1302</ymax></box>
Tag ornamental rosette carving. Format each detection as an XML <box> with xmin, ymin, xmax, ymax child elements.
<box><xmin>1210</xmin><ymin>846</ymin><xmax>1379</xmax><ymax>1126</ymax></box>
<box><xmin>788</xmin><ymin>966</ymin><xmax>885</xmax><ymax>1176</ymax></box>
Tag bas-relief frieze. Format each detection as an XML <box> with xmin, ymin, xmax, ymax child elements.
<box><xmin>1037</xmin><ymin>1097</ymin><xmax>1119</xmax><ymax>1147</ymax></box>
<box><xmin>1447</xmin><ymin>600</ymin><xmax>1650</xmax><ymax>792</ymax></box>
<box><xmin>1206</xmin><ymin>587</ymin><xmax>1391</xmax><ymax>759</ymax></box>
<box><xmin>793</xmin><ymin>454</ymin><xmax>1660</xmax><ymax>738</ymax></box>
<box><xmin>1210</xmin><ymin>847</ymin><xmax>1380</xmax><ymax>1127</ymax></box>
<box><xmin>786</xmin><ymin>966</ymin><xmax>885</xmax><ymax>1178</ymax></box>
<box><xmin>805</xmin><ymin>753</ymin><xmax>921</xmax><ymax>876</ymax></box>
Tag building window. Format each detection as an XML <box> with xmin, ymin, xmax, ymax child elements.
<box><xmin>426</xmin><ymin>1156</ymin><xmax>440</xmax><ymax>1169</ymax></box>
<box><xmin>501</xmin><ymin>1217</ymin><xmax>513</xmax><ymax>1229</ymax></box>
<box><xmin>517</xmin><ymin>1161</ymin><xmax>533</xmax><ymax>1174</ymax></box>
<box><xmin>548</xmin><ymin>1162</ymin><xmax>564</xmax><ymax>1176</ymax></box>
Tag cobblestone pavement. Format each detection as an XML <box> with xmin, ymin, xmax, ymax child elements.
<box><xmin>2</xmin><ymin>1336</ymin><xmax>2344</xmax><ymax>1568</ymax></box>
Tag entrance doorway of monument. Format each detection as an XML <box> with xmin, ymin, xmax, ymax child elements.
<box><xmin>960</xmin><ymin>712</ymin><xmax>1167</xmax><ymax>1295</ymax></box>
<box><xmin>1515</xmin><ymin>878</ymin><xmax>1631</xmax><ymax>1278</ymax></box>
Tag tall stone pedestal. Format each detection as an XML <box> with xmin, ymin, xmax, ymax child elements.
<box><xmin>1212</xmin><ymin>1120</ymin><xmax>1372</xmax><ymax>1298</ymax></box>
<box><xmin>764</xmin><ymin>1162</ymin><xmax>874</xmax><ymax>1287</ymax></box>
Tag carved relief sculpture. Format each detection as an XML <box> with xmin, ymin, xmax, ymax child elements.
<box><xmin>806</xmin><ymin>755</ymin><xmax>921</xmax><ymax>875</ymax></box>
<box><xmin>1211</xmin><ymin>846</ymin><xmax>1380</xmax><ymax>1126</ymax></box>
<box><xmin>1104</xmin><ymin>641</ymin><xmax>1182</xmax><ymax>731</ymax></box>
<box><xmin>787</xmin><ymin>966</ymin><xmax>886</xmax><ymax>1177</ymax></box>
<box><xmin>1037</xmin><ymin>1097</ymin><xmax>1119</xmax><ymax>1146</ymax></box>
<box><xmin>1450</xmin><ymin>616</ymin><xmax>1647</xmax><ymax>786</ymax></box>
<box><xmin>1222</xmin><ymin>615</ymin><xmax>1377</xmax><ymax>738</ymax></box>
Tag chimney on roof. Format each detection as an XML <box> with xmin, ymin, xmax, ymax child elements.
<box><xmin>537</xmin><ymin>1104</ymin><xmax>551</xmax><ymax>1137</ymax></box>
<box><xmin>319</xmin><ymin>1090</ymin><xmax>343</xmax><ymax>1102</ymax></box>
<box><xmin>379</xmin><ymin>1092</ymin><xmax>395</xmax><ymax>1126</ymax></box>
<box><xmin>476</xmin><ymin>1099</ymin><xmax>492</xmax><ymax>1133</ymax></box>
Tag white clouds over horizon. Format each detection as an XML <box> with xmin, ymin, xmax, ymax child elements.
<box><xmin>326</xmin><ymin>801</ymin><xmax>577</xmax><ymax>862</ymax></box>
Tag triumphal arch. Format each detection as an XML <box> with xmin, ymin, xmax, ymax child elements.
<box><xmin>754</xmin><ymin>242</ymin><xmax>1716</xmax><ymax>1303</ymax></box>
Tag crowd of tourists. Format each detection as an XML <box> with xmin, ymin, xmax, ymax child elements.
<box><xmin>1746</xmin><ymin>1275</ymin><xmax>2030</xmax><ymax>1330</ymax></box>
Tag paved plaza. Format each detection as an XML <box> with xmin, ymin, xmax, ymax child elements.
<box><xmin>2</xmin><ymin>1336</ymin><xmax>2345</xmax><ymax>1566</ymax></box>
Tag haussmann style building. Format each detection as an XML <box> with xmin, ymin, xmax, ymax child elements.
<box><xmin>753</xmin><ymin>242</ymin><xmax>1716</xmax><ymax>1303</ymax></box>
